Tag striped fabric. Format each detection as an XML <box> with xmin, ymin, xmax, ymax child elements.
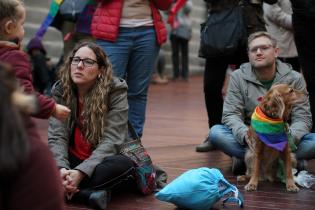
<box><xmin>35</xmin><ymin>0</ymin><xmax>64</xmax><ymax>39</ymax></box>
<box><xmin>251</xmin><ymin>106</ymin><xmax>288</xmax><ymax>151</ymax></box>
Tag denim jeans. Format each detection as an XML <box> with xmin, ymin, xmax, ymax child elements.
<box><xmin>97</xmin><ymin>27</ymin><xmax>160</xmax><ymax>137</ymax></box>
<box><xmin>209</xmin><ymin>124</ymin><xmax>315</xmax><ymax>160</ymax></box>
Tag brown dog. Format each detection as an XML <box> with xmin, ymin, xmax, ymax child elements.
<box><xmin>244</xmin><ymin>84</ymin><xmax>306</xmax><ymax>192</ymax></box>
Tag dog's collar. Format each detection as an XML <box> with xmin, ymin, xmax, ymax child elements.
<box><xmin>251</xmin><ymin>106</ymin><xmax>288</xmax><ymax>151</ymax></box>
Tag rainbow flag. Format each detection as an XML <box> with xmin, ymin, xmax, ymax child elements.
<box><xmin>251</xmin><ymin>106</ymin><xmax>288</xmax><ymax>151</ymax></box>
<box><xmin>35</xmin><ymin>0</ymin><xmax>64</xmax><ymax>39</ymax></box>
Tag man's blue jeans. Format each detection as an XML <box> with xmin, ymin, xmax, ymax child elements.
<box><xmin>97</xmin><ymin>27</ymin><xmax>160</xmax><ymax>137</ymax></box>
<box><xmin>209</xmin><ymin>124</ymin><xmax>315</xmax><ymax>160</ymax></box>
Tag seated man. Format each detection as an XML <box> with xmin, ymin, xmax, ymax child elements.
<box><xmin>209</xmin><ymin>31</ymin><xmax>315</xmax><ymax>175</ymax></box>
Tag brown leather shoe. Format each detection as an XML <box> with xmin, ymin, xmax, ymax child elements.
<box><xmin>195</xmin><ymin>138</ymin><xmax>215</xmax><ymax>152</ymax></box>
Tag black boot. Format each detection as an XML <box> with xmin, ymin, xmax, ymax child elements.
<box><xmin>71</xmin><ymin>189</ymin><xmax>111</xmax><ymax>210</ymax></box>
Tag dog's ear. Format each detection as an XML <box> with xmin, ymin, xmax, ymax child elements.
<box><xmin>261</xmin><ymin>91</ymin><xmax>285</xmax><ymax>119</ymax></box>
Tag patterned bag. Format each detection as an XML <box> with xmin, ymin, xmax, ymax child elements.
<box><xmin>119</xmin><ymin>122</ymin><xmax>156</xmax><ymax>195</ymax></box>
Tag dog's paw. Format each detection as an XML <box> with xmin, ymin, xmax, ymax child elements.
<box><xmin>286</xmin><ymin>183</ymin><xmax>299</xmax><ymax>192</ymax></box>
<box><xmin>245</xmin><ymin>182</ymin><xmax>258</xmax><ymax>191</ymax></box>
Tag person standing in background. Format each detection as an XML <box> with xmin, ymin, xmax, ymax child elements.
<box><xmin>168</xmin><ymin>0</ymin><xmax>193</xmax><ymax>81</ymax></box>
<box><xmin>92</xmin><ymin>0</ymin><xmax>172</xmax><ymax>137</ymax></box>
<box><xmin>196</xmin><ymin>0</ymin><xmax>248</xmax><ymax>152</ymax></box>
<box><xmin>263</xmin><ymin>0</ymin><xmax>300</xmax><ymax>71</ymax></box>
<box><xmin>290</xmin><ymin>0</ymin><xmax>315</xmax><ymax>131</ymax></box>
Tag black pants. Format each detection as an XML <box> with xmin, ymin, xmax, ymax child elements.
<box><xmin>155</xmin><ymin>49</ymin><xmax>166</xmax><ymax>77</ymax></box>
<box><xmin>204</xmin><ymin>48</ymin><xmax>248</xmax><ymax>128</ymax></box>
<box><xmin>293</xmin><ymin>13</ymin><xmax>315</xmax><ymax>131</ymax></box>
<box><xmin>69</xmin><ymin>153</ymin><xmax>135</xmax><ymax>191</ymax></box>
<box><xmin>170</xmin><ymin>34</ymin><xmax>189</xmax><ymax>80</ymax></box>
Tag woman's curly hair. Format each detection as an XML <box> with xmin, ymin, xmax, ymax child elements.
<box><xmin>58</xmin><ymin>41</ymin><xmax>113</xmax><ymax>145</ymax></box>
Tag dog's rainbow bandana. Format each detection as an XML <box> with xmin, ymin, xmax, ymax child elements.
<box><xmin>251</xmin><ymin>106</ymin><xmax>288</xmax><ymax>151</ymax></box>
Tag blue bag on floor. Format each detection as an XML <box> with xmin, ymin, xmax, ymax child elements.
<box><xmin>155</xmin><ymin>167</ymin><xmax>243</xmax><ymax>210</ymax></box>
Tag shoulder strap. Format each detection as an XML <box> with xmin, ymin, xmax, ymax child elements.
<box><xmin>128</xmin><ymin>121</ymin><xmax>140</xmax><ymax>141</ymax></box>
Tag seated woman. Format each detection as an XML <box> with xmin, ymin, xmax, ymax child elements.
<box><xmin>0</xmin><ymin>63</ymin><xmax>65</xmax><ymax>210</ymax></box>
<box><xmin>48</xmin><ymin>42</ymin><xmax>135</xmax><ymax>210</ymax></box>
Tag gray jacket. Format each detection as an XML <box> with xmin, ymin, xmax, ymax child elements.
<box><xmin>222</xmin><ymin>59</ymin><xmax>312</xmax><ymax>145</ymax></box>
<box><xmin>48</xmin><ymin>77</ymin><xmax>128</xmax><ymax>177</ymax></box>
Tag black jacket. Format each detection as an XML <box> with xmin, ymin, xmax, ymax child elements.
<box><xmin>290</xmin><ymin>0</ymin><xmax>315</xmax><ymax>18</ymax></box>
<box><xmin>204</xmin><ymin>0</ymin><xmax>277</xmax><ymax>36</ymax></box>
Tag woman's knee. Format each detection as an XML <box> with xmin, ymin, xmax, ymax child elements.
<box><xmin>97</xmin><ymin>155</ymin><xmax>134</xmax><ymax>173</ymax></box>
<box><xmin>88</xmin><ymin>155</ymin><xmax>134</xmax><ymax>188</ymax></box>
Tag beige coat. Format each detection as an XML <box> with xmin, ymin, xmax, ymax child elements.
<box><xmin>263</xmin><ymin>0</ymin><xmax>298</xmax><ymax>58</ymax></box>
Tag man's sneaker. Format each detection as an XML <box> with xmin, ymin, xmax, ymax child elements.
<box><xmin>231</xmin><ymin>156</ymin><xmax>246</xmax><ymax>176</ymax></box>
<box><xmin>195</xmin><ymin>137</ymin><xmax>215</xmax><ymax>152</ymax></box>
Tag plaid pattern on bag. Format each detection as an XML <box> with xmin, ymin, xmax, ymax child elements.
<box><xmin>119</xmin><ymin>122</ymin><xmax>156</xmax><ymax>195</ymax></box>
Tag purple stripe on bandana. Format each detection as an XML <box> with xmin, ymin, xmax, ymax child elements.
<box><xmin>256</xmin><ymin>132</ymin><xmax>288</xmax><ymax>151</ymax></box>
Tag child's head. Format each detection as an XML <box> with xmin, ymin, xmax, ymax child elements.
<box><xmin>0</xmin><ymin>0</ymin><xmax>25</xmax><ymax>43</ymax></box>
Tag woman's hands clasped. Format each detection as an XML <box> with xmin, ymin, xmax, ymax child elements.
<box><xmin>60</xmin><ymin>168</ymin><xmax>85</xmax><ymax>199</ymax></box>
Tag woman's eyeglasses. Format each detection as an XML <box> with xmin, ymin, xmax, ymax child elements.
<box><xmin>71</xmin><ymin>57</ymin><xmax>98</xmax><ymax>67</ymax></box>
